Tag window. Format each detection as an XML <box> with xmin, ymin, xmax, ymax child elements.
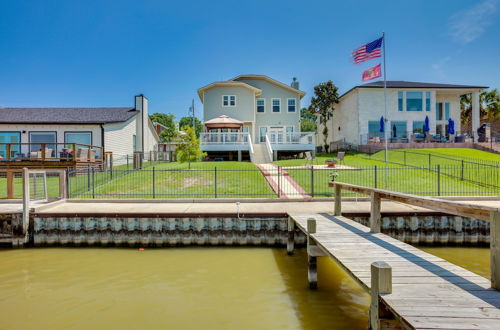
<box><xmin>445</xmin><ymin>102</ymin><xmax>450</xmax><ymax>120</ymax></box>
<box><xmin>436</xmin><ymin>103</ymin><xmax>443</xmax><ymax>120</ymax></box>
<box><xmin>398</xmin><ymin>91</ymin><xmax>403</xmax><ymax>111</ymax></box>
<box><xmin>287</xmin><ymin>99</ymin><xmax>296</xmax><ymax>112</ymax></box>
<box><xmin>256</xmin><ymin>99</ymin><xmax>265</xmax><ymax>113</ymax></box>
<box><xmin>272</xmin><ymin>99</ymin><xmax>281</xmax><ymax>112</ymax></box>
<box><xmin>390</xmin><ymin>121</ymin><xmax>407</xmax><ymax>139</ymax></box>
<box><xmin>259</xmin><ymin>127</ymin><xmax>267</xmax><ymax>143</ymax></box>
<box><xmin>412</xmin><ymin>121</ymin><xmax>425</xmax><ymax>134</ymax></box>
<box><xmin>425</xmin><ymin>92</ymin><xmax>431</xmax><ymax>112</ymax></box>
<box><xmin>406</xmin><ymin>92</ymin><xmax>423</xmax><ymax>111</ymax></box>
<box><xmin>368</xmin><ymin>121</ymin><xmax>384</xmax><ymax>138</ymax></box>
<box><xmin>29</xmin><ymin>132</ymin><xmax>56</xmax><ymax>153</ymax></box>
<box><xmin>223</xmin><ymin>95</ymin><xmax>236</xmax><ymax>107</ymax></box>
<box><xmin>65</xmin><ymin>132</ymin><xmax>92</xmax><ymax>146</ymax></box>
<box><xmin>0</xmin><ymin>132</ymin><xmax>21</xmax><ymax>159</ymax></box>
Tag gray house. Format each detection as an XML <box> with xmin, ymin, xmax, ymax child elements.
<box><xmin>198</xmin><ymin>74</ymin><xmax>315</xmax><ymax>163</ymax></box>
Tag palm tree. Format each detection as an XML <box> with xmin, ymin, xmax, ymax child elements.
<box><xmin>460</xmin><ymin>88</ymin><xmax>500</xmax><ymax>127</ymax></box>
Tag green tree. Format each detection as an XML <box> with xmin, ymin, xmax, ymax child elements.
<box><xmin>175</xmin><ymin>125</ymin><xmax>206</xmax><ymax>168</ymax></box>
<box><xmin>307</xmin><ymin>81</ymin><xmax>339</xmax><ymax>152</ymax></box>
<box><xmin>460</xmin><ymin>88</ymin><xmax>500</xmax><ymax>126</ymax></box>
<box><xmin>300</xmin><ymin>107</ymin><xmax>317</xmax><ymax>132</ymax></box>
<box><xmin>149</xmin><ymin>113</ymin><xmax>178</xmax><ymax>142</ymax></box>
<box><xmin>179</xmin><ymin>116</ymin><xmax>203</xmax><ymax>137</ymax></box>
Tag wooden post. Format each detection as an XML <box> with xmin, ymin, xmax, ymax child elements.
<box><xmin>370</xmin><ymin>261</ymin><xmax>393</xmax><ymax>330</ymax></box>
<box><xmin>370</xmin><ymin>191</ymin><xmax>382</xmax><ymax>233</ymax></box>
<box><xmin>41</xmin><ymin>143</ymin><xmax>46</xmax><ymax>160</ymax></box>
<box><xmin>6</xmin><ymin>144</ymin><xmax>11</xmax><ymax>160</ymax></box>
<box><xmin>6</xmin><ymin>171</ymin><xmax>15</xmax><ymax>199</ymax></box>
<box><xmin>22</xmin><ymin>168</ymin><xmax>30</xmax><ymax>236</ymax></box>
<box><xmin>491</xmin><ymin>211</ymin><xmax>500</xmax><ymax>290</ymax></box>
<box><xmin>287</xmin><ymin>217</ymin><xmax>295</xmax><ymax>255</ymax></box>
<box><xmin>72</xmin><ymin>143</ymin><xmax>76</xmax><ymax>160</ymax></box>
<box><xmin>59</xmin><ymin>170</ymin><xmax>67</xmax><ymax>199</ymax></box>
<box><xmin>307</xmin><ymin>217</ymin><xmax>318</xmax><ymax>289</ymax></box>
<box><xmin>334</xmin><ymin>184</ymin><xmax>342</xmax><ymax>216</ymax></box>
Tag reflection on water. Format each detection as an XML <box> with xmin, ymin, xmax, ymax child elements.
<box><xmin>418</xmin><ymin>246</ymin><xmax>490</xmax><ymax>278</ymax></box>
<box><xmin>0</xmin><ymin>248</ymin><xmax>369</xmax><ymax>330</ymax></box>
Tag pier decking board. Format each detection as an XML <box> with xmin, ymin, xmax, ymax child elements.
<box><xmin>289</xmin><ymin>213</ymin><xmax>500</xmax><ymax>329</ymax></box>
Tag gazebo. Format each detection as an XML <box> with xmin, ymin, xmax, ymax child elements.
<box><xmin>204</xmin><ymin>115</ymin><xmax>243</xmax><ymax>131</ymax></box>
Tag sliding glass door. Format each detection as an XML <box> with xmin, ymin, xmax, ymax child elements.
<box><xmin>29</xmin><ymin>132</ymin><xmax>56</xmax><ymax>156</ymax></box>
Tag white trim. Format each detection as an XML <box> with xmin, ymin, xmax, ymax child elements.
<box><xmin>256</xmin><ymin>98</ymin><xmax>265</xmax><ymax>113</ymax></box>
<box><xmin>287</xmin><ymin>98</ymin><xmax>296</xmax><ymax>113</ymax></box>
<box><xmin>271</xmin><ymin>98</ymin><xmax>281</xmax><ymax>113</ymax></box>
<box><xmin>222</xmin><ymin>95</ymin><xmax>237</xmax><ymax>107</ymax></box>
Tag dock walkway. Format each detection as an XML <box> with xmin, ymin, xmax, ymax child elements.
<box><xmin>289</xmin><ymin>212</ymin><xmax>500</xmax><ymax>329</ymax></box>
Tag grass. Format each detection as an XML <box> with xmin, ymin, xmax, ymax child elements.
<box><xmin>71</xmin><ymin>161</ymin><xmax>276</xmax><ymax>199</ymax></box>
<box><xmin>274</xmin><ymin>148</ymin><xmax>500</xmax><ymax>197</ymax></box>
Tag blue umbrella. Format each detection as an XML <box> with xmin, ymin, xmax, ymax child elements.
<box><xmin>424</xmin><ymin>116</ymin><xmax>430</xmax><ymax>132</ymax></box>
<box><xmin>448</xmin><ymin>118</ymin><xmax>455</xmax><ymax>134</ymax></box>
<box><xmin>379</xmin><ymin>116</ymin><xmax>385</xmax><ymax>133</ymax></box>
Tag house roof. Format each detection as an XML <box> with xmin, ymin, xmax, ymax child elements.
<box><xmin>197</xmin><ymin>81</ymin><xmax>262</xmax><ymax>101</ymax></box>
<box><xmin>340</xmin><ymin>80</ymin><xmax>488</xmax><ymax>99</ymax></box>
<box><xmin>0</xmin><ymin>107</ymin><xmax>138</xmax><ymax>124</ymax></box>
<box><xmin>232</xmin><ymin>74</ymin><xmax>306</xmax><ymax>98</ymax></box>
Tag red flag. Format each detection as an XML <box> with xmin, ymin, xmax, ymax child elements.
<box><xmin>362</xmin><ymin>64</ymin><xmax>381</xmax><ymax>81</ymax></box>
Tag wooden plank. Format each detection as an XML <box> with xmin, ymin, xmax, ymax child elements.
<box><xmin>6</xmin><ymin>171</ymin><xmax>14</xmax><ymax>199</ymax></box>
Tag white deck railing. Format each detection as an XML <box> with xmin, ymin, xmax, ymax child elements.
<box><xmin>200</xmin><ymin>132</ymin><xmax>251</xmax><ymax>145</ymax></box>
<box><xmin>266</xmin><ymin>132</ymin><xmax>315</xmax><ymax>145</ymax></box>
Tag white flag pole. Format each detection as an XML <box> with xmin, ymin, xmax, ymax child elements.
<box><xmin>382</xmin><ymin>32</ymin><xmax>389</xmax><ymax>188</ymax></box>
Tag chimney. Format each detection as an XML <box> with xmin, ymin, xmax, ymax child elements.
<box><xmin>134</xmin><ymin>94</ymin><xmax>149</xmax><ymax>153</ymax></box>
<box><xmin>291</xmin><ymin>77</ymin><xmax>299</xmax><ymax>90</ymax></box>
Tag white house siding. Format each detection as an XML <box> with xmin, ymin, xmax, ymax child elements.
<box><xmin>144</xmin><ymin>119</ymin><xmax>159</xmax><ymax>154</ymax></box>
<box><xmin>0</xmin><ymin>123</ymin><xmax>102</xmax><ymax>156</ymax></box>
<box><xmin>237</xmin><ymin>78</ymin><xmax>302</xmax><ymax>143</ymax></box>
<box><xmin>103</xmin><ymin>117</ymin><xmax>136</xmax><ymax>161</ymax></box>
<box><xmin>326</xmin><ymin>89</ymin><xmax>359</xmax><ymax>146</ymax></box>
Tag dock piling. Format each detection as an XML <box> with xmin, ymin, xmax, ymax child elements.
<box><xmin>287</xmin><ymin>217</ymin><xmax>294</xmax><ymax>255</ymax></box>
<box><xmin>492</xmin><ymin>211</ymin><xmax>500</xmax><ymax>290</ymax></box>
<box><xmin>370</xmin><ymin>261</ymin><xmax>394</xmax><ymax>330</ymax></box>
<box><xmin>307</xmin><ymin>217</ymin><xmax>317</xmax><ymax>289</ymax></box>
<box><xmin>334</xmin><ymin>185</ymin><xmax>342</xmax><ymax>216</ymax></box>
<box><xmin>370</xmin><ymin>192</ymin><xmax>381</xmax><ymax>233</ymax></box>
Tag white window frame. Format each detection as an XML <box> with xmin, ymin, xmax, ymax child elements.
<box><xmin>256</xmin><ymin>98</ymin><xmax>265</xmax><ymax>113</ymax></box>
<box><xmin>222</xmin><ymin>95</ymin><xmax>236</xmax><ymax>107</ymax></box>
<box><xmin>287</xmin><ymin>98</ymin><xmax>296</xmax><ymax>113</ymax></box>
<box><xmin>271</xmin><ymin>98</ymin><xmax>281</xmax><ymax>113</ymax></box>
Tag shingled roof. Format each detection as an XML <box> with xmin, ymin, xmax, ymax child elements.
<box><xmin>0</xmin><ymin>107</ymin><xmax>138</xmax><ymax>124</ymax></box>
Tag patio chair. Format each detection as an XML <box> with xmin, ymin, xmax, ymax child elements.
<box><xmin>76</xmin><ymin>148</ymin><xmax>89</xmax><ymax>161</ymax></box>
<box><xmin>335</xmin><ymin>151</ymin><xmax>345</xmax><ymax>165</ymax></box>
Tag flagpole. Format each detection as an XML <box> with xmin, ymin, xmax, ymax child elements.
<box><xmin>382</xmin><ymin>32</ymin><xmax>389</xmax><ymax>188</ymax></box>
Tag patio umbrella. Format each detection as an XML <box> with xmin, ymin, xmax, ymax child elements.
<box><xmin>424</xmin><ymin>116</ymin><xmax>430</xmax><ymax>132</ymax></box>
<box><xmin>448</xmin><ymin>118</ymin><xmax>455</xmax><ymax>134</ymax></box>
<box><xmin>379</xmin><ymin>116</ymin><xmax>385</xmax><ymax>133</ymax></box>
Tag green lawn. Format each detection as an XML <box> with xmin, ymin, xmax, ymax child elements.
<box><xmin>274</xmin><ymin>149</ymin><xmax>500</xmax><ymax>197</ymax></box>
<box><xmin>72</xmin><ymin>161</ymin><xmax>276</xmax><ymax>198</ymax></box>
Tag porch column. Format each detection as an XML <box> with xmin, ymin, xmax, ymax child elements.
<box><xmin>472</xmin><ymin>91</ymin><xmax>480</xmax><ymax>141</ymax></box>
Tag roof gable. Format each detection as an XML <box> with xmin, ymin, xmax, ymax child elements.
<box><xmin>231</xmin><ymin>74</ymin><xmax>306</xmax><ymax>98</ymax></box>
<box><xmin>197</xmin><ymin>81</ymin><xmax>262</xmax><ymax>102</ymax></box>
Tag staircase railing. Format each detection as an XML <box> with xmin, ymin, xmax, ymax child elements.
<box><xmin>248</xmin><ymin>133</ymin><xmax>254</xmax><ymax>162</ymax></box>
<box><xmin>264</xmin><ymin>135</ymin><xmax>273</xmax><ymax>162</ymax></box>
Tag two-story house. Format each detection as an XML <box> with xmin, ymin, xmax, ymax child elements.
<box><xmin>319</xmin><ymin>81</ymin><xmax>487</xmax><ymax>150</ymax></box>
<box><xmin>198</xmin><ymin>74</ymin><xmax>315</xmax><ymax>163</ymax></box>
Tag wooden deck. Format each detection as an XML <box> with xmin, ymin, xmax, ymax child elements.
<box><xmin>289</xmin><ymin>213</ymin><xmax>500</xmax><ymax>329</ymax></box>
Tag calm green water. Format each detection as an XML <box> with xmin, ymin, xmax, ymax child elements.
<box><xmin>0</xmin><ymin>248</ymin><xmax>369</xmax><ymax>330</ymax></box>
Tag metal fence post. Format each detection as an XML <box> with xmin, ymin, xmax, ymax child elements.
<box><xmin>87</xmin><ymin>165</ymin><xmax>90</xmax><ymax>192</ymax></box>
<box><xmin>278</xmin><ymin>166</ymin><xmax>281</xmax><ymax>198</ymax></box>
<box><xmin>214</xmin><ymin>167</ymin><xmax>217</xmax><ymax>198</ymax></box>
<box><xmin>66</xmin><ymin>168</ymin><xmax>71</xmax><ymax>198</ymax></box>
<box><xmin>91</xmin><ymin>167</ymin><xmax>95</xmax><ymax>199</ymax></box>
<box><xmin>461</xmin><ymin>160</ymin><xmax>464</xmax><ymax>181</ymax></box>
<box><xmin>152</xmin><ymin>167</ymin><xmax>156</xmax><ymax>198</ymax></box>
<box><xmin>404</xmin><ymin>151</ymin><xmax>406</xmax><ymax>166</ymax></box>
<box><xmin>374</xmin><ymin>165</ymin><xmax>378</xmax><ymax>188</ymax></box>
<box><xmin>437</xmin><ymin>164</ymin><xmax>441</xmax><ymax>196</ymax></box>
<box><xmin>428</xmin><ymin>154</ymin><xmax>431</xmax><ymax>170</ymax></box>
<box><xmin>311</xmin><ymin>166</ymin><xmax>314</xmax><ymax>197</ymax></box>
<box><xmin>126</xmin><ymin>154</ymin><xmax>129</xmax><ymax>170</ymax></box>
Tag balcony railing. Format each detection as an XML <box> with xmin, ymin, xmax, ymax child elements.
<box><xmin>266</xmin><ymin>132</ymin><xmax>315</xmax><ymax>145</ymax></box>
<box><xmin>200</xmin><ymin>132</ymin><xmax>251</xmax><ymax>145</ymax></box>
<box><xmin>0</xmin><ymin>143</ymin><xmax>103</xmax><ymax>162</ymax></box>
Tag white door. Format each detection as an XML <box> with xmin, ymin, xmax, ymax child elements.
<box><xmin>268</xmin><ymin>126</ymin><xmax>285</xmax><ymax>143</ymax></box>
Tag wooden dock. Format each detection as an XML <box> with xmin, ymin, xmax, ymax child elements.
<box><xmin>287</xmin><ymin>182</ymin><xmax>500</xmax><ymax>329</ymax></box>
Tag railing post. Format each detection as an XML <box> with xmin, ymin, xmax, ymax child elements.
<box><xmin>461</xmin><ymin>160</ymin><xmax>464</xmax><ymax>181</ymax></box>
<box><xmin>41</xmin><ymin>143</ymin><xmax>46</xmax><ymax>160</ymax></box>
<box><xmin>307</xmin><ymin>217</ymin><xmax>318</xmax><ymax>289</ymax></box>
<box><xmin>437</xmin><ymin>164</ymin><xmax>441</xmax><ymax>196</ymax></box>
<box><xmin>428</xmin><ymin>153</ymin><xmax>431</xmax><ymax>170</ymax></box>
<box><xmin>87</xmin><ymin>165</ymin><xmax>91</xmax><ymax>192</ymax></box>
<box><xmin>214</xmin><ymin>167</ymin><xmax>217</xmax><ymax>198</ymax></box>
<box><xmin>59</xmin><ymin>170</ymin><xmax>67</xmax><ymax>199</ymax></box>
<box><xmin>311</xmin><ymin>166</ymin><xmax>314</xmax><ymax>197</ymax></box>
<box><xmin>334</xmin><ymin>184</ymin><xmax>342</xmax><ymax>216</ymax></box>
<box><xmin>277</xmin><ymin>166</ymin><xmax>281</xmax><ymax>198</ymax></box>
<box><xmin>287</xmin><ymin>217</ymin><xmax>295</xmax><ymax>255</ymax></box>
<box><xmin>403</xmin><ymin>150</ymin><xmax>406</xmax><ymax>166</ymax></box>
<box><xmin>6</xmin><ymin>144</ymin><xmax>11</xmax><ymax>161</ymax></box>
<box><xmin>370</xmin><ymin>261</ymin><xmax>393</xmax><ymax>330</ymax></box>
<box><xmin>22</xmin><ymin>168</ymin><xmax>30</xmax><ymax>237</ymax></box>
<box><xmin>6</xmin><ymin>171</ymin><xmax>14</xmax><ymax>199</ymax></box>
<box><xmin>491</xmin><ymin>211</ymin><xmax>500</xmax><ymax>290</ymax></box>
<box><xmin>374</xmin><ymin>165</ymin><xmax>378</xmax><ymax>189</ymax></box>
<box><xmin>66</xmin><ymin>168</ymin><xmax>71</xmax><ymax>198</ymax></box>
<box><xmin>91</xmin><ymin>167</ymin><xmax>95</xmax><ymax>199</ymax></box>
<box><xmin>370</xmin><ymin>191</ymin><xmax>382</xmax><ymax>233</ymax></box>
<box><xmin>152</xmin><ymin>167</ymin><xmax>156</xmax><ymax>198</ymax></box>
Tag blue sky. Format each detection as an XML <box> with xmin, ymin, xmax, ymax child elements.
<box><xmin>1</xmin><ymin>0</ymin><xmax>499</xmax><ymax>120</ymax></box>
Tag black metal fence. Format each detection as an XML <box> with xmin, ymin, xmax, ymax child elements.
<box><xmin>67</xmin><ymin>164</ymin><xmax>500</xmax><ymax>199</ymax></box>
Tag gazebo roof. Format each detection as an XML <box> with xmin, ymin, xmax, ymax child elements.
<box><xmin>204</xmin><ymin>115</ymin><xmax>243</xmax><ymax>129</ymax></box>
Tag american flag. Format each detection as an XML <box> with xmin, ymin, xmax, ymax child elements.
<box><xmin>352</xmin><ymin>37</ymin><xmax>383</xmax><ymax>64</ymax></box>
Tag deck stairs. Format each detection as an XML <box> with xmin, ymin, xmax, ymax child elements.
<box><xmin>251</xmin><ymin>143</ymin><xmax>271</xmax><ymax>164</ymax></box>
